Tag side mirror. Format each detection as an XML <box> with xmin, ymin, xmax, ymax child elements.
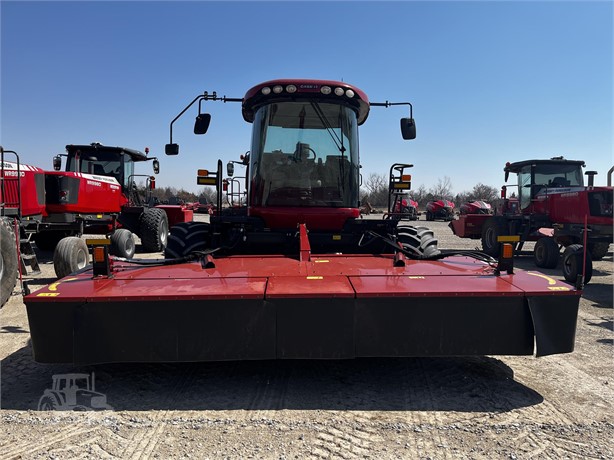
<box><xmin>53</xmin><ymin>155</ymin><xmax>62</xmax><ymax>171</ymax></box>
<box><xmin>400</xmin><ymin>118</ymin><xmax>416</xmax><ymax>140</ymax></box>
<box><xmin>194</xmin><ymin>113</ymin><xmax>211</xmax><ymax>135</ymax></box>
<box><xmin>165</xmin><ymin>144</ymin><xmax>179</xmax><ymax>156</ymax></box>
<box><xmin>505</xmin><ymin>171</ymin><xmax>510</xmax><ymax>182</ymax></box>
<box><xmin>227</xmin><ymin>162</ymin><xmax>234</xmax><ymax>177</ymax></box>
<box><xmin>153</xmin><ymin>159</ymin><xmax>160</xmax><ymax>174</ymax></box>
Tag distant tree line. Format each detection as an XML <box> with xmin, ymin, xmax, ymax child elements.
<box><xmin>138</xmin><ymin>184</ymin><xmax>217</xmax><ymax>205</ymax></box>
<box><xmin>360</xmin><ymin>173</ymin><xmax>500</xmax><ymax>211</ymax></box>
<box><xmin>142</xmin><ymin>173</ymin><xmax>500</xmax><ymax>211</ymax></box>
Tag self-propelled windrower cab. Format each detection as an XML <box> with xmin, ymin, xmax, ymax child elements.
<box><xmin>24</xmin><ymin>79</ymin><xmax>581</xmax><ymax>364</ymax></box>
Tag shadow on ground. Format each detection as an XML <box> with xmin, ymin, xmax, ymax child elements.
<box><xmin>2</xmin><ymin>343</ymin><xmax>543</xmax><ymax>413</ymax></box>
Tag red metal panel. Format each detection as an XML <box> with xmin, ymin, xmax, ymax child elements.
<box><xmin>28</xmin><ymin>273</ymin><xmax>267</xmax><ymax>303</ymax></box>
<box><xmin>155</xmin><ymin>205</ymin><xmax>193</xmax><ymax>227</ymax></box>
<box><xmin>508</xmin><ymin>271</ymin><xmax>580</xmax><ymax>296</ymax></box>
<box><xmin>350</xmin><ymin>274</ymin><xmax>525</xmax><ymax>298</ymax></box>
<box><xmin>249</xmin><ymin>207</ymin><xmax>359</xmax><ymax>231</ymax></box>
<box><xmin>45</xmin><ymin>171</ymin><xmax>123</xmax><ymax>214</ymax></box>
<box><xmin>0</xmin><ymin>162</ymin><xmax>46</xmax><ymax>217</ymax></box>
<box><xmin>449</xmin><ymin>214</ymin><xmax>490</xmax><ymax>238</ymax></box>
<box><xmin>27</xmin><ymin>254</ymin><xmax>576</xmax><ymax>304</ymax></box>
<box><xmin>265</xmin><ymin>275</ymin><xmax>355</xmax><ymax>299</ymax></box>
<box><xmin>27</xmin><ymin>274</ymin><xmax>115</xmax><ymax>303</ymax></box>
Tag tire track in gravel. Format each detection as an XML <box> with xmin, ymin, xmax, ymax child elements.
<box><xmin>245</xmin><ymin>361</ymin><xmax>291</xmax><ymax>412</ymax></box>
<box><xmin>1</xmin><ymin>423</ymin><xmax>100</xmax><ymax>459</ymax></box>
<box><xmin>523</xmin><ymin>429</ymin><xmax>602</xmax><ymax>460</ymax></box>
<box><xmin>310</xmin><ymin>411</ymin><xmax>382</xmax><ymax>459</ymax></box>
<box><xmin>121</xmin><ymin>364</ymin><xmax>199</xmax><ymax>460</ymax></box>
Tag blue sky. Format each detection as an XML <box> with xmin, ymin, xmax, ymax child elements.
<box><xmin>2</xmin><ymin>1</ymin><xmax>612</xmax><ymax>195</ymax></box>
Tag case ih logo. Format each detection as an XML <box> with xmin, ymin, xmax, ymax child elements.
<box><xmin>298</xmin><ymin>84</ymin><xmax>320</xmax><ymax>91</ymax></box>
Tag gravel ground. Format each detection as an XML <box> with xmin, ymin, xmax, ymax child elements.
<box><xmin>1</xmin><ymin>215</ymin><xmax>612</xmax><ymax>459</ymax></box>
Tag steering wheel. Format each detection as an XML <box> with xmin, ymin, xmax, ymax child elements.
<box><xmin>294</xmin><ymin>144</ymin><xmax>317</xmax><ymax>162</ymax></box>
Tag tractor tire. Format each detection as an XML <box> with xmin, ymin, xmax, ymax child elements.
<box><xmin>38</xmin><ymin>394</ymin><xmax>61</xmax><ymax>411</ymax></box>
<box><xmin>533</xmin><ymin>237</ymin><xmax>559</xmax><ymax>269</ymax></box>
<box><xmin>0</xmin><ymin>218</ymin><xmax>18</xmax><ymax>308</ymax></box>
<box><xmin>139</xmin><ymin>208</ymin><xmax>169</xmax><ymax>253</ymax></box>
<box><xmin>54</xmin><ymin>237</ymin><xmax>89</xmax><ymax>279</ymax></box>
<box><xmin>588</xmin><ymin>242</ymin><xmax>610</xmax><ymax>261</ymax></box>
<box><xmin>110</xmin><ymin>229</ymin><xmax>135</xmax><ymax>259</ymax></box>
<box><xmin>481</xmin><ymin>217</ymin><xmax>508</xmax><ymax>257</ymax></box>
<box><xmin>425</xmin><ymin>211</ymin><xmax>433</xmax><ymax>222</ymax></box>
<box><xmin>562</xmin><ymin>244</ymin><xmax>593</xmax><ymax>285</ymax></box>
<box><xmin>397</xmin><ymin>225</ymin><xmax>441</xmax><ymax>259</ymax></box>
<box><xmin>164</xmin><ymin>221</ymin><xmax>211</xmax><ymax>258</ymax></box>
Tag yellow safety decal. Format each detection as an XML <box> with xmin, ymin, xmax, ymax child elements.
<box><xmin>314</xmin><ymin>260</ymin><xmax>329</xmax><ymax>263</ymax></box>
<box><xmin>197</xmin><ymin>177</ymin><xmax>217</xmax><ymax>186</ymax></box>
<box><xmin>332</xmin><ymin>235</ymin><xmax>341</xmax><ymax>241</ymax></box>
<box><xmin>37</xmin><ymin>293</ymin><xmax>60</xmax><ymax>297</ymax></box>
<box><xmin>526</xmin><ymin>272</ymin><xmax>557</xmax><ymax>285</ymax></box>
<box><xmin>548</xmin><ymin>286</ymin><xmax>571</xmax><ymax>291</ymax></box>
<box><xmin>306</xmin><ymin>276</ymin><xmax>323</xmax><ymax>280</ymax></box>
<box><xmin>48</xmin><ymin>277</ymin><xmax>79</xmax><ymax>291</ymax></box>
<box><xmin>408</xmin><ymin>276</ymin><xmax>425</xmax><ymax>279</ymax></box>
<box><xmin>85</xmin><ymin>238</ymin><xmax>110</xmax><ymax>246</ymax></box>
<box><xmin>393</xmin><ymin>182</ymin><xmax>411</xmax><ymax>189</ymax></box>
<box><xmin>497</xmin><ymin>235</ymin><xmax>520</xmax><ymax>243</ymax></box>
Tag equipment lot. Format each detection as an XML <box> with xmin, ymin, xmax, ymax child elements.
<box><xmin>1</xmin><ymin>216</ymin><xmax>612</xmax><ymax>459</ymax></box>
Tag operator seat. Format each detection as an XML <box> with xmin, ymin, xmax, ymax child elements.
<box><xmin>92</xmin><ymin>164</ymin><xmax>106</xmax><ymax>176</ymax></box>
<box><xmin>550</xmin><ymin>177</ymin><xmax>570</xmax><ymax>187</ymax></box>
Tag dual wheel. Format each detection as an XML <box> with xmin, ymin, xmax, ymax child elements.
<box><xmin>52</xmin><ymin>231</ymin><xmax>135</xmax><ymax>279</ymax></box>
<box><xmin>109</xmin><ymin>208</ymin><xmax>169</xmax><ymax>256</ymax></box>
<box><xmin>482</xmin><ymin>218</ymin><xmax>595</xmax><ymax>284</ymax></box>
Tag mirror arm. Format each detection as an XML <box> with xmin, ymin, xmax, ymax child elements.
<box><xmin>370</xmin><ymin>101</ymin><xmax>413</xmax><ymax>118</ymax></box>
<box><xmin>169</xmin><ymin>94</ymin><xmax>205</xmax><ymax>146</ymax></box>
<box><xmin>197</xmin><ymin>93</ymin><xmax>242</xmax><ymax>113</ymax></box>
<box><xmin>168</xmin><ymin>92</ymin><xmax>244</xmax><ymax>145</ymax></box>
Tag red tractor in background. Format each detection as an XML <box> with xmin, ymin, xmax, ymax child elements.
<box><xmin>450</xmin><ymin>157</ymin><xmax>613</xmax><ymax>283</ymax></box>
<box><xmin>45</xmin><ymin>143</ymin><xmax>192</xmax><ymax>276</ymax></box>
<box><xmin>1</xmin><ymin>143</ymin><xmax>193</xmax><ymax>305</ymax></box>
<box><xmin>1</xmin><ymin>147</ymin><xmax>43</xmax><ymax>306</ymax></box>
<box><xmin>24</xmin><ymin>80</ymin><xmax>582</xmax><ymax>365</ymax></box>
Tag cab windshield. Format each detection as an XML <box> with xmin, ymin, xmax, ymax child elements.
<box><xmin>66</xmin><ymin>150</ymin><xmax>131</xmax><ymax>188</ymax></box>
<box><xmin>518</xmin><ymin>163</ymin><xmax>583</xmax><ymax>209</ymax></box>
<box><xmin>249</xmin><ymin>102</ymin><xmax>359</xmax><ymax>207</ymax></box>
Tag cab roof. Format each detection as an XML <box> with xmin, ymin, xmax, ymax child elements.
<box><xmin>66</xmin><ymin>143</ymin><xmax>148</xmax><ymax>162</ymax></box>
<box><xmin>242</xmin><ymin>79</ymin><xmax>370</xmax><ymax>125</ymax></box>
<box><xmin>504</xmin><ymin>158</ymin><xmax>585</xmax><ymax>174</ymax></box>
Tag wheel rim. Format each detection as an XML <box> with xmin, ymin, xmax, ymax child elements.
<box><xmin>485</xmin><ymin>228</ymin><xmax>496</xmax><ymax>248</ymax></box>
<box><xmin>563</xmin><ymin>254</ymin><xmax>574</xmax><ymax>277</ymax></box>
<box><xmin>126</xmin><ymin>237</ymin><xmax>135</xmax><ymax>256</ymax></box>
<box><xmin>160</xmin><ymin>221</ymin><xmax>168</xmax><ymax>246</ymax></box>
<box><xmin>77</xmin><ymin>249</ymin><xmax>88</xmax><ymax>269</ymax></box>
<box><xmin>535</xmin><ymin>243</ymin><xmax>545</xmax><ymax>263</ymax></box>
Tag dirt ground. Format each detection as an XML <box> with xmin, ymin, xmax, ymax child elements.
<box><xmin>1</xmin><ymin>217</ymin><xmax>612</xmax><ymax>459</ymax></box>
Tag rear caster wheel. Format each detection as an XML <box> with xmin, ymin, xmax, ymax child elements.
<box><xmin>54</xmin><ymin>237</ymin><xmax>89</xmax><ymax>278</ymax></box>
<box><xmin>562</xmin><ymin>244</ymin><xmax>592</xmax><ymax>284</ymax></box>
<box><xmin>110</xmin><ymin>229</ymin><xmax>135</xmax><ymax>259</ymax></box>
<box><xmin>534</xmin><ymin>238</ymin><xmax>559</xmax><ymax>268</ymax></box>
